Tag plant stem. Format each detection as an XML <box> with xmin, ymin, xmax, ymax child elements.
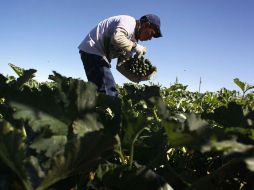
<box><xmin>129</xmin><ymin>127</ymin><xmax>148</xmax><ymax>169</ymax></box>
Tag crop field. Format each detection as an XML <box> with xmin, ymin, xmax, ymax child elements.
<box><xmin>0</xmin><ymin>64</ymin><xmax>254</xmax><ymax>190</ymax></box>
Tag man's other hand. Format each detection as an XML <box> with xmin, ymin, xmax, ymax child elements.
<box><xmin>134</xmin><ymin>44</ymin><xmax>147</xmax><ymax>57</ymax></box>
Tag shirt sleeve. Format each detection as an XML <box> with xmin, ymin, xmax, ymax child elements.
<box><xmin>111</xmin><ymin>27</ymin><xmax>135</xmax><ymax>53</ymax></box>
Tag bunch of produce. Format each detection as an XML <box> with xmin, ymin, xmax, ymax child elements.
<box><xmin>122</xmin><ymin>55</ymin><xmax>157</xmax><ymax>78</ymax></box>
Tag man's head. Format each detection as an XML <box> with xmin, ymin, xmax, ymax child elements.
<box><xmin>137</xmin><ymin>14</ymin><xmax>162</xmax><ymax>41</ymax></box>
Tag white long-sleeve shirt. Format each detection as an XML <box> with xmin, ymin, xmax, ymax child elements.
<box><xmin>78</xmin><ymin>15</ymin><xmax>137</xmax><ymax>64</ymax></box>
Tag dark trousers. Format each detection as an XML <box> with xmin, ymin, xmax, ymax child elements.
<box><xmin>79</xmin><ymin>51</ymin><xmax>118</xmax><ymax>97</ymax></box>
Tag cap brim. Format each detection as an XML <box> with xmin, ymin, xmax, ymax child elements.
<box><xmin>153</xmin><ymin>29</ymin><xmax>162</xmax><ymax>38</ymax></box>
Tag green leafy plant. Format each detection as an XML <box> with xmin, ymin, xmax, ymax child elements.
<box><xmin>234</xmin><ymin>78</ymin><xmax>254</xmax><ymax>97</ymax></box>
<box><xmin>0</xmin><ymin>69</ymin><xmax>118</xmax><ymax>190</ymax></box>
<box><xmin>1</xmin><ymin>64</ymin><xmax>254</xmax><ymax>190</ymax></box>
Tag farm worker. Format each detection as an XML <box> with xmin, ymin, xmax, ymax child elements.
<box><xmin>78</xmin><ymin>14</ymin><xmax>162</xmax><ymax>96</ymax></box>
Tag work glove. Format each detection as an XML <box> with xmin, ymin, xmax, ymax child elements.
<box><xmin>123</xmin><ymin>51</ymin><xmax>133</xmax><ymax>59</ymax></box>
<box><xmin>134</xmin><ymin>44</ymin><xmax>147</xmax><ymax>57</ymax></box>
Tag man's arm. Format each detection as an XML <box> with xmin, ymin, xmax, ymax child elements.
<box><xmin>111</xmin><ymin>27</ymin><xmax>147</xmax><ymax>57</ymax></box>
<box><xmin>111</xmin><ymin>27</ymin><xmax>136</xmax><ymax>52</ymax></box>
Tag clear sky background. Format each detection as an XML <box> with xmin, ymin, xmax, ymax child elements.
<box><xmin>0</xmin><ymin>0</ymin><xmax>253</xmax><ymax>92</ymax></box>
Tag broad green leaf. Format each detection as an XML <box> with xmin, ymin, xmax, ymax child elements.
<box><xmin>37</xmin><ymin>132</ymin><xmax>117</xmax><ymax>190</ymax></box>
<box><xmin>201</xmin><ymin>139</ymin><xmax>254</xmax><ymax>155</ymax></box>
<box><xmin>163</xmin><ymin>121</ymin><xmax>194</xmax><ymax>147</ymax></box>
<box><xmin>72</xmin><ymin>114</ymin><xmax>103</xmax><ymax>137</ymax></box>
<box><xmin>8</xmin><ymin>63</ymin><xmax>25</xmax><ymax>77</ymax></box>
<box><xmin>16</xmin><ymin>69</ymin><xmax>37</xmax><ymax>88</ymax></box>
<box><xmin>76</xmin><ymin>80</ymin><xmax>97</xmax><ymax>112</ymax></box>
<box><xmin>185</xmin><ymin>113</ymin><xmax>208</xmax><ymax>131</ymax></box>
<box><xmin>234</xmin><ymin>78</ymin><xmax>246</xmax><ymax>92</ymax></box>
<box><xmin>0</xmin><ymin>120</ymin><xmax>33</xmax><ymax>190</ymax></box>
<box><xmin>234</xmin><ymin>78</ymin><xmax>254</xmax><ymax>94</ymax></box>
<box><xmin>245</xmin><ymin>157</ymin><xmax>254</xmax><ymax>172</ymax></box>
<box><xmin>30</xmin><ymin>136</ymin><xmax>67</xmax><ymax>158</ymax></box>
<box><xmin>8</xmin><ymin>63</ymin><xmax>38</xmax><ymax>88</ymax></box>
<box><xmin>50</xmin><ymin>72</ymin><xmax>97</xmax><ymax>117</ymax></box>
<box><xmin>122</xmin><ymin>112</ymin><xmax>148</xmax><ymax>146</ymax></box>
<box><xmin>11</xmin><ymin>101</ymin><xmax>68</xmax><ymax>135</ymax></box>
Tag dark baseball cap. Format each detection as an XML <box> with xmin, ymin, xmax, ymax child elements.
<box><xmin>140</xmin><ymin>14</ymin><xmax>162</xmax><ymax>38</ymax></box>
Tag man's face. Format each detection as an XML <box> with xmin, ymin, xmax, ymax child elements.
<box><xmin>138</xmin><ymin>22</ymin><xmax>157</xmax><ymax>41</ymax></box>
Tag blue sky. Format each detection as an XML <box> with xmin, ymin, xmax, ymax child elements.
<box><xmin>0</xmin><ymin>0</ymin><xmax>253</xmax><ymax>92</ymax></box>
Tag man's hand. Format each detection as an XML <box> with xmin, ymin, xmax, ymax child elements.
<box><xmin>134</xmin><ymin>44</ymin><xmax>147</xmax><ymax>57</ymax></box>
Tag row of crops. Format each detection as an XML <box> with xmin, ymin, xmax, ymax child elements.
<box><xmin>0</xmin><ymin>64</ymin><xmax>254</xmax><ymax>190</ymax></box>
